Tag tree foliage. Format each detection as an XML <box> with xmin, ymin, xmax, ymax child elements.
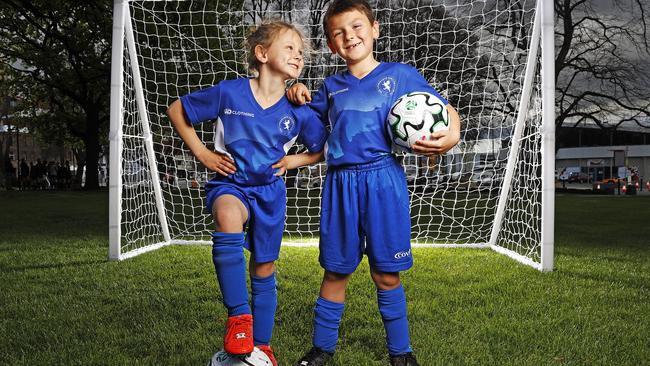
<box><xmin>555</xmin><ymin>0</ymin><xmax>650</xmax><ymax>131</ymax></box>
<box><xmin>2</xmin><ymin>0</ymin><xmax>645</xmax><ymax>193</ymax></box>
<box><xmin>0</xmin><ymin>0</ymin><xmax>112</xmax><ymax>189</ymax></box>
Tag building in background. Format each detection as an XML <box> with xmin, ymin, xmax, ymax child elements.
<box><xmin>556</xmin><ymin>120</ymin><xmax>650</xmax><ymax>182</ymax></box>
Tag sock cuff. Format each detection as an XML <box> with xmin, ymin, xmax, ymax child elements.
<box><xmin>377</xmin><ymin>284</ymin><xmax>405</xmax><ymax>304</ymax></box>
<box><xmin>211</xmin><ymin>231</ymin><xmax>245</xmax><ymax>246</ymax></box>
<box><xmin>316</xmin><ymin>296</ymin><xmax>345</xmax><ymax>310</ymax></box>
<box><xmin>251</xmin><ymin>273</ymin><xmax>276</xmax><ymax>291</ymax></box>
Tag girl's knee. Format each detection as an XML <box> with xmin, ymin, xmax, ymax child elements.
<box><xmin>212</xmin><ymin>195</ymin><xmax>247</xmax><ymax>232</ymax></box>
<box><xmin>214</xmin><ymin>210</ymin><xmax>244</xmax><ymax>232</ymax></box>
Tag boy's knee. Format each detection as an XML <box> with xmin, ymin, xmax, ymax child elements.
<box><xmin>320</xmin><ymin>271</ymin><xmax>350</xmax><ymax>303</ymax></box>
<box><xmin>250</xmin><ymin>261</ymin><xmax>275</xmax><ymax>278</ymax></box>
<box><xmin>323</xmin><ymin>270</ymin><xmax>350</xmax><ymax>283</ymax></box>
<box><xmin>371</xmin><ymin>270</ymin><xmax>401</xmax><ymax>290</ymax></box>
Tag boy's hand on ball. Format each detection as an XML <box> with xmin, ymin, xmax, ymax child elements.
<box><xmin>412</xmin><ymin>130</ymin><xmax>459</xmax><ymax>156</ymax></box>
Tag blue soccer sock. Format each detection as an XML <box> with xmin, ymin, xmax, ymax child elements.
<box><xmin>251</xmin><ymin>273</ymin><xmax>277</xmax><ymax>345</ymax></box>
<box><xmin>377</xmin><ymin>285</ymin><xmax>413</xmax><ymax>356</ymax></box>
<box><xmin>211</xmin><ymin>232</ymin><xmax>250</xmax><ymax>317</ymax></box>
<box><xmin>312</xmin><ymin>297</ymin><xmax>345</xmax><ymax>353</ymax></box>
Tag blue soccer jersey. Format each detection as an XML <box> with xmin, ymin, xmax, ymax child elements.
<box><xmin>308</xmin><ymin>62</ymin><xmax>448</xmax><ymax>167</ymax></box>
<box><xmin>180</xmin><ymin>78</ymin><xmax>327</xmax><ymax>186</ymax></box>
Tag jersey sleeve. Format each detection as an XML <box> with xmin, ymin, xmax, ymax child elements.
<box><xmin>296</xmin><ymin>106</ymin><xmax>328</xmax><ymax>152</ymax></box>
<box><xmin>401</xmin><ymin>65</ymin><xmax>448</xmax><ymax>105</ymax></box>
<box><xmin>306</xmin><ymin>82</ymin><xmax>330</xmax><ymax>126</ymax></box>
<box><xmin>179</xmin><ymin>84</ymin><xmax>222</xmax><ymax>125</ymax></box>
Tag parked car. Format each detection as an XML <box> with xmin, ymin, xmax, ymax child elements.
<box><xmin>592</xmin><ymin>178</ymin><xmax>625</xmax><ymax>193</ymax></box>
<box><xmin>567</xmin><ymin>171</ymin><xmax>589</xmax><ymax>183</ymax></box>
<box><xmin>470</xmin><ymin>169</ymin><xmax>503</xmax><ymax>192</ymax></box>
<box><xmin>173</xmin><ymin>169</ymin><xmax>206</xmax><ymax>189</ymax></box>
<box><xmin>295</xmin><ymin>165</ymin><xmax>323</xmax><ymax>189</ymax></box>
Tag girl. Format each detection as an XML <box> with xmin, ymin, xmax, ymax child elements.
<box><xmin>167</xmin><ymin>20</ymin><xmax>327</xmax><ymax>366</ymax></box>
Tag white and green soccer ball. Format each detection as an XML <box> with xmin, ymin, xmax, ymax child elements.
<box><xmin>386</xmin><ymin>91</ymin><xmax>449</xmax><ymax>152</ymax></box>
<box><xmin>208</xmin><ymin>347</ymin><xmax>272</xmax><ymax>366</ymax></box>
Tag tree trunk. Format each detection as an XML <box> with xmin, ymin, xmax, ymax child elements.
<box><xmin>73</xmin><ymin>148</ymin><xmax>86</xmax><ymax>188</ymax></box>
<box><xmin>0</xmin><ymin>137</ymin><xmax>8</xmax><ymax>189</ymax></box>
<box><xmin>83</xmin><ymin>104</ymin><xmax>101</xmax><ymax>190</ymax></box>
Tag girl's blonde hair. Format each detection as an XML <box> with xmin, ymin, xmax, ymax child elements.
<box><xmin>245</xmin><ymin>20</ymin><xmax>310</xmax><ymax>75</ymax></box>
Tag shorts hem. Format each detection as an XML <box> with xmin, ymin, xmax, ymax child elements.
<box><xmin>204</xmin><ymin>183</ymin><xmax>249</xmax><ymax>216</ymax></box>
<box><xmin>319</xmin><ymin>261</ymin><xmax>358</xmax><ymax>274</ymax></box>
<box><xmin>370</xmin><ymin>260</ymin><xmax>413</xmax><ymax>273</ymax></box>
<box><xmin>252</xmin><ymin>253</ymin><xmax>279</xmax><ymax>263</ymax></box>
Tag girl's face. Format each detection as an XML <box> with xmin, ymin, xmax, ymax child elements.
<box><xmin>259</xmin><ymin>29</ymin><xmax>305</xmax><ymax>80</ymax></box>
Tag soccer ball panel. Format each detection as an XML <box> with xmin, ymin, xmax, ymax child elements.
<box><xmin>386</xmin><ymin>92</ymin><xmax>449</xmax><ymax>152</ymax></box>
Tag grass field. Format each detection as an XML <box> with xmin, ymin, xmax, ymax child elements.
<box><xmin>1</xmin><ymin>191</ymin><xmax>649</xmax><ymax>365</ymax></box>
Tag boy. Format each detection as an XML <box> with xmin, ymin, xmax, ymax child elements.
<box><xmin>288</xmin><ymin>1</ymin><xmax>461</xmax><ymax>365</ymax></box>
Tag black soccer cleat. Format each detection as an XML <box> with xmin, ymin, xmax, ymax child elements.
<box><xmin>294</xmin><ymin>347</ymin><xmax>333</xmax><ymax>366</ymax></box>
<box><xmin>390</xmin><ymin>352</ymin><xmax>420</xmax><ymax>366</ymax></box>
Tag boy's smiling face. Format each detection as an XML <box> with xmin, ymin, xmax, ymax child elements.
<box><xmin>326</xmin><ymin>9</ymin><xmax>379</xmax><ymax>66</ymax></box>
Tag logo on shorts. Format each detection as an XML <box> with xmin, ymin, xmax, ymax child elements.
<box><xmin>394</xmin><ymin>249</ymin><xmax>411</xmax><ymax>259</ymax></box>
<box><xmin>278</xmin><ymin>115</ymin><xmax>296</xmax><ymax>136</ymax></box>
<box><xmin>377</xmin><ymin>76</ymin><xmax>396</xmax><ymax>96</ymax></box>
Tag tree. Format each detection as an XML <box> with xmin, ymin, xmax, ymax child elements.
<box><xmin>0</xmin><ymin>0</ymin><xmax>112</xmax><ymax>189</ymax></box>
<box><xmin>555</xmin><ymin>0</ymin><xmax>650</xmax><ymax>134</ymax></box>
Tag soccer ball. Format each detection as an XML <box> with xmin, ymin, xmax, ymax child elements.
<box><xmin>386</xmin><ymin>91</ymin><xmax>449</xmax><ymax>152</ymax></box>
<box><xmin>207</xmin><ymin>347</ymin><xmax>272</xmax><ymax>366</ymax></box>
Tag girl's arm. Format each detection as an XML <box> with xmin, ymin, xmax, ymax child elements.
<box><xmin>411</xmin><ymin>104</ymin><xmax>461</xmax><ymax>156</ymax></box>
<box><xmin>167</xmin><ymin>99</ymin><xmax>236</xmax><ymax>176</ymax></box>
<box><xmin>272</xmin><ymin>151</ymin><xmax>324</xmax><ymax>176</ymax></box>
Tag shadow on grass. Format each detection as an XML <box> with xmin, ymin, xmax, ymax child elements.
<box><xmin>556</xmin><ymin>267</ymin><xmax>650</xmax><ymax>290</ymax></box>
<box><xmin>1</xmin><ymin>258</ymin><xmax>107</xmax><ymax>273</ymax></box>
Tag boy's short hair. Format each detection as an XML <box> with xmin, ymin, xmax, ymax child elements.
<box><xmin>322</xmin><ymin>0</ymin><xmax>375</xmax><ymax>39</ymax></box>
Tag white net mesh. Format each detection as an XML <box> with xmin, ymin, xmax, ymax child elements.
<box><xmin>116</xmin><ymin>0</ymin><xmax>546</xmax><ymax>267</ymax></box>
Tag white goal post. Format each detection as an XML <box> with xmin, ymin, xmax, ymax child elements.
<box><xmin>109</xmin><ymin>0</ymin><xmax>554</xmax><ymax>271</ymax></box>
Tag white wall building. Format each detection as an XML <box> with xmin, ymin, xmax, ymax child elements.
<box><xmin>556</xmin><ymin>145</ymin><xmax>650</xmax><ymax>181</ymax></box>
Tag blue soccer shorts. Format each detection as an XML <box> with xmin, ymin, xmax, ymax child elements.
<box><xmin>319</xmin><ymin>155</ymin><xmax>413</xmax><ymax>274</ymax></box>
<box><xmin>205</xmin><ymin>178</ymin><xmax>286</xmax><ymax>263</ymax></box>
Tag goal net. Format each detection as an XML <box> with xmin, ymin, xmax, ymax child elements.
<box><xmin>109</xmin><ymin>0</ymin><xmax>554</xmax><ymax>271</ymax></box>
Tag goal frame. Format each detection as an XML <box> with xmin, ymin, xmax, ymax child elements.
<box><xmin>109</xmin><ymin>0</ymin><xmax>555</xmax><ymax>271</ymax></box>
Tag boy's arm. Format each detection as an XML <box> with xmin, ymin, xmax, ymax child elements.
<box><xmin>272</xmin><ymin>151</ymin><xmax>324</xmax><ymax>176</ymax></box>
<box><xmin>287</xmin><ymin>83</ymin><xmax>312</xmax><ymax>105</ymax></box>
<box><xmin>411</xmin><ymin>104</ymin><xmax>461</xmax><ymax>156</ymax></box>
<box><xmin>167</xmin><ymin>99</ymin><xmax>236</xmax><ymax>176</ymax></box>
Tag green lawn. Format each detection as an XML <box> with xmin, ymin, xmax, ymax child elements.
<box><xmin>1</xmin><ymin>191</ymin><xmax>649</xmax><ymax>365</ymax></box>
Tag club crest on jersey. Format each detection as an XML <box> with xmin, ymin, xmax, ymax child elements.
<box><xmin>377</xmin><ymin>76</ymin><xmax>396</xmax><ymax>96</ymax></box>
<box><xmin>278</xmin><ymin>115</ymin><xmax>296</xmax><ymax>136</ymax></box>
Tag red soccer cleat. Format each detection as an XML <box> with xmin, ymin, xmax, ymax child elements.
<box><xmin>224</xmin><ymin>314</ymin><xmax>254</xmax><ymax>355</ymax></box>
<box><xmin>257</xmin><ymin>345</ymin><xmax>278</xmax><ymax>366</ymax></box>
